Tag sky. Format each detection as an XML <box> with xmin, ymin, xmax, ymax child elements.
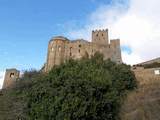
<box><xmin>0</xmin><ymin>0</ymin><xmax>160</xmax><ymax>88</ymax></box>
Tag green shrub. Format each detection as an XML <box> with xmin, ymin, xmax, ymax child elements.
<box><xmin>27</xmin><ymin>53</ymin><xmax>137</xmax><ymax>120</ymax></box>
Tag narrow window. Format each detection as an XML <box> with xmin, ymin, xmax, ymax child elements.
<box><xmin>10</xmin><ymin>73</ymin><xmax>15</xmax><ymax>78</ymax></box>
<box><xmin>79</xmin><ymin>49</ymin><xmax>80</xmax><ymax>53</ymax></box>
<box><xmin>58</xmin><ymin>46</ymin><xmax>61</xmax><ymax>52</ymax></box>
<box><xmin>79</xmin><ymin>44</ymin><xmax>81</xmax><ymax>48</ymax></box>
<box><xmin>51</xmin><ymin>47</ymin><xmax>54</xmax><ymax>52</ymax></box>
<box><xmin>70</xmin><ymin>47</ymin><xmax>72</xmax><ymax>56</ymax></box>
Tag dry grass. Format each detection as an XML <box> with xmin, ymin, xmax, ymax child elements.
<box><xmin>120</xmin><ymin>77</ymin><xmax>160</xmax><ymax>120</ymax></box>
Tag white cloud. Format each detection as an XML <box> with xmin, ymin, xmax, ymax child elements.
<box><xmin>122</xmin><ymin>52</ymin><xmax>142</xmax><ymax>65</ymax></box>
<box><xmin>0</xmin><ymin>71</ymin><xmax>5</xmax><ymax>89</ymax></box>
<box><xmin>67</xmin><ymin>0</ymin><xmax>160</xmax><ymax>65</ymax></box>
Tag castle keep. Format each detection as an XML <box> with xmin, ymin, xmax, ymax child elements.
<box><xmin>44</xmin><ymin>29</ymin><xmax>122</xmax><ymax>72</ymax></box>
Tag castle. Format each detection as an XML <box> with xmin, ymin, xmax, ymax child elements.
<box><xmin>44</xmin><ymin>29</ymin><xmax>122</xmax><ymax>72</ymax></box>
<box><xmin>2</xmin><ymin>29</ymin><xmax>122</xmax><ymax>89</ymax></box>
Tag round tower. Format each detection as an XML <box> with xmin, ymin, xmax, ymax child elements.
<box><xmin>2</xmin><ymin>68</ymin><xmax>20</xmax><ymax>89</ymax></box>
<box><xmin>45</xmin><ymin>36</ymin><xmax>69</xmax><ymax>72</ymax></box>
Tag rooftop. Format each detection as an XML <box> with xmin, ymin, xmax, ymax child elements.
<box><xmin>50</xmin><ymin>36</ymin><xmax>69</xmax><ymax>42</ymax></box>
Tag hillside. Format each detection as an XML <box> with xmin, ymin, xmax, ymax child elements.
<box><xmin>1</xmin><ymin>54</ymin><xmax>160</xmax><ymax>120</ymax></box>
<box><xmin>0</xmin><ymin>53</ymin><xmax>137</xmax><ymax>120</ymax></box>
<box><xmin>120</xmin><ymin>67</ymin><xmax>160</xmax><ymax>120</ymax></box>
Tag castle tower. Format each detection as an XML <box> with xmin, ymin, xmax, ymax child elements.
<box><xmin>45</xmin><ymin>36</ymin><xmax>69</xmax><ymax>72</ymax></box>
<box><xmin>110</xmin><ymin>39</ymin><xmax>122</xmax><ymax>63</ymax></box>
<box><xmin>2</xmin><ymin>69</ymin><xmax>20</xmax><ymax>89</ymax></box>
<box><xmin>92</xmin><ymin>29</ymin><xmax>109</xmax><ymax>45</ymax></box>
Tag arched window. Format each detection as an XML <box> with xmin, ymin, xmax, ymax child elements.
<box><xmin>58</xmin><ymin>46</ymin><xmax>61</xmax><ymax>52</ymax></box>
<box><xmin>51</xmin><ymin>47</ymin><xmax>54</xmax><ymax>52</ymax></box>
<box><xmin>10</xmin><ymin>73</ymin><xmax>14</xmax><ymax>78</ymax></box>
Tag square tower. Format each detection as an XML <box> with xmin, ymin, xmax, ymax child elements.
<box><xmin>92</xmin><ymin>29</ymin><xmax>109</xmax><ymax>45</ymax></box>
<box><xmin>2</xmin><ymin>69</ymin><xmax>20</xmax><ymax>89</ymax></box>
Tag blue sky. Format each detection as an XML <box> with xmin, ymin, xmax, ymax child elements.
<box><xmin>0</xmin><ymin>0</ymin><xmax>113</xmax><ymax>71</ymax></box>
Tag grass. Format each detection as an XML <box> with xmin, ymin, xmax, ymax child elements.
<box><xmin>120</xmin><ymin>77</ymin><xmax>160</xmax><ymax>120</ymax></box>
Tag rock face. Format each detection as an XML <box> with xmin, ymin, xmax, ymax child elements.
<box><xmin>45</xmin><ymin>29</ymin><xmax>122</xmax><ymax>72</ymax></box>
<box><xmin>2</xmin><ymin>69</ymin><xmax>20</xmax><ymax>89</ymax></box>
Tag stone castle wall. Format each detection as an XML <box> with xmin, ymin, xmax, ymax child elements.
<box><xmin>45</xmin><ymin>29</ymin><xmax>122</xmax><ymax>72</ymax></box>
<box><xmin>133</xmin><ymin>67</ymin><xmax>160</xmax><ymax>85</ymax></box>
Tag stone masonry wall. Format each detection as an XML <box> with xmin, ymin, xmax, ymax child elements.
<box><xmin>2</xmin><ymin>69</ymin><xmax>20</xmax><ymax>89</ymax></box>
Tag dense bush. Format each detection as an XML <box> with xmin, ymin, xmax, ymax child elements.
<box><xmin>0</xmin><ymin>53</ymin><xmax>137</xmax><ymax>120</ymax></box>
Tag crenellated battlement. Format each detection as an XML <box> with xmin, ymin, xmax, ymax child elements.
<box><xmin>92</xmin><ymin>29</ymin><xmax>109</xmax><ymax>45</ymax></box>
<box><xmin>92</xmin><ymin>29</ymin><xmax>108</xmax><ymax>33</ymax></box>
